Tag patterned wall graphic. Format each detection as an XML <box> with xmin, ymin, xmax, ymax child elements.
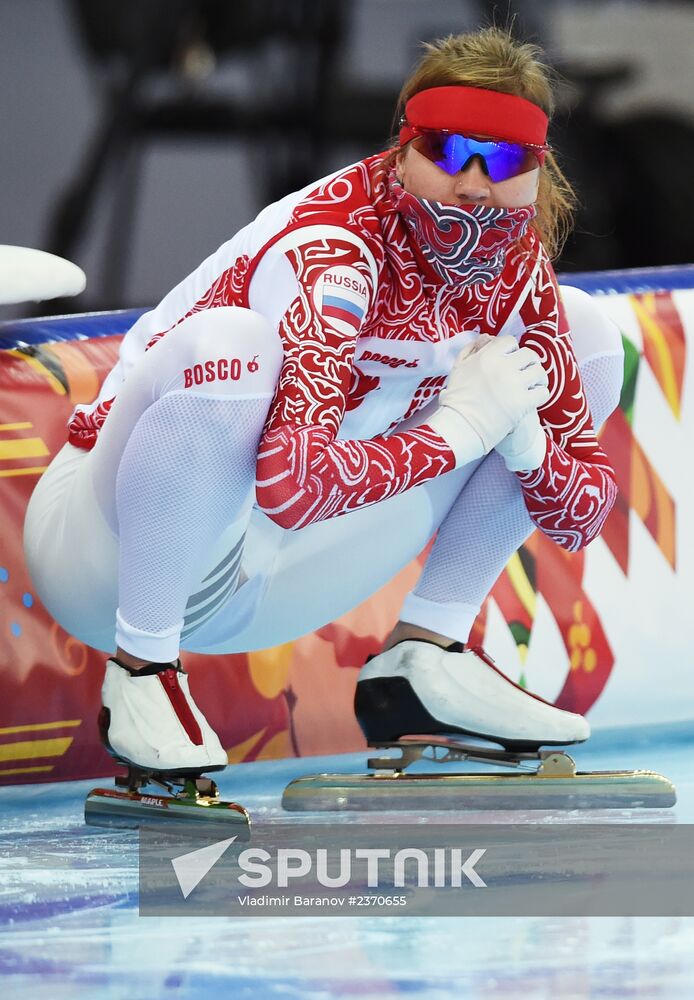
<box><xmin>0</xmin><ymin>281</ymin><xmax>691</xmax><ymax>784</ymax></box>
<box><xmin>469</xmin><ymin>290</ymin><xmax>687</xmax><ymax>716</ymax></box>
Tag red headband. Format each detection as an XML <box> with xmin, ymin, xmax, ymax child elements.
<box><xmin>399</xmin><ymin>86</ymin><xmax>549</xmax><ymax>147</ymax></box>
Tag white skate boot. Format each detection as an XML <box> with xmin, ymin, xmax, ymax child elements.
<box><xmin>354</xmin><ymin>639</ymin><xmax>590</xmax><ymax>750</ymax></box>
<box><xmin>282</xmin><ymin>640</ymin><xmax>676</xmax><ymax>814</ymax></box>
<box><xmin>85</xmin><ymin>658</ymin><xmax>251</xmax><ymax>833</ymax></box>
<box><xmin>100</xmin><ymin>657</ymin><xmax>228</xmax><ymax>773</ymax></box>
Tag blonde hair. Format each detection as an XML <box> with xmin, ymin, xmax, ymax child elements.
<box><xmin>392</xmin><ymin>28</ymin><xmax>577</xmax><ymax>260</ymax></box>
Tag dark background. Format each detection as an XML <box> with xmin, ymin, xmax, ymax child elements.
<box><xmin>1</xmin><ymin>0</ymin><xmax>693</xmax><ymax>318</ymax></box>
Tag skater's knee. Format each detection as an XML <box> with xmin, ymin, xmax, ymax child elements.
<box><xmin>560</xmin><ymin>286</ymin><xmax>623</xmax><ymax>362</ymax></box>
<box><xmin>560</xmin><ymin>286</ymin><xmax>624</xmax><ymax>427</ymax></box>
<box><xmin>156</xmin><ymin>307</ymin><xmax>283</xmax><ymax>396</ymax></box>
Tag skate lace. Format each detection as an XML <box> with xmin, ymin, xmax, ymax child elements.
<box><xmin>158</xmin><ymin>669</ymin><xmax>204</xmax><ymax>746</ymax></box>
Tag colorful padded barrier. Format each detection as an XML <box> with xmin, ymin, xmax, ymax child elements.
<box><xmin>1</xmin><ymin>266</ymin><xmax>692</xmax><ymax>784</ymax></box>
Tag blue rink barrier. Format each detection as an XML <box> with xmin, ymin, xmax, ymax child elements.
<box><xmin>563</xmin><ymin>263</ymin><xmax>694</xmax><ymax>295</ymax></box>
<box><xmin>0</xmin><ymin>307</ymin><xmax>146</xmax><ymax>350</ymax></box>
<box><xmin>1</xmin><ymin>265</ymin><xmax>693</xmax><ymax>350</ymax></box>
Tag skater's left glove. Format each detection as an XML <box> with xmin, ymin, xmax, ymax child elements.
<box><xmin>495</xmin><ymin>409</ymin><xmax>547</xmax><ymax>472</ymax></box>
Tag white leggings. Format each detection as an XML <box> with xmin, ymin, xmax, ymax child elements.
<box><xmin>24</xmin><ymin>290</ymin><xmax>623</xmax><ymax>661</ymax></box>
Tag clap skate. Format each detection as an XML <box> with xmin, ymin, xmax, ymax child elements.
<box><xmin>282</xmin><ymin>641</ymin><xmax>676</xmax><ymax>812</ymax></box>
<box><xmin>84</xmin><ymin>658</ymin><xmax>251</xmax><ymax>836</ymax></box>
<box><xmin>84</xmin><ymin>758</ymin><xmax>251</xmax><ymax>835</ymax></box>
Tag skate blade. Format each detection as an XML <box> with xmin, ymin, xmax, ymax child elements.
<box><xmin>85</xmin><ymin>786</ymin><xmax>251</xmax><ymax>837</ymax></box>
<box><xmin>282</xmin><ymin>770</ymin><xmax>677</xmax><ymax>812</ymax></box>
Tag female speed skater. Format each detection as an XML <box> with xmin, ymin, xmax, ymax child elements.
<box><xmin>24</xmin><ymin>28</ymin><xmax>623</xmax><ymax>779</ymax></box>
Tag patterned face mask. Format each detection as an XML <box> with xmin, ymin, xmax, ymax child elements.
<box><xmin>389</xmin><ymin>171</ymin><xmax>536</xmax><ymax>285</ymax></box>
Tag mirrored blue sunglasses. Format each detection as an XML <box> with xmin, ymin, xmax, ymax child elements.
<box><xmin>409</xmin><ymin>128</ymin><xmax>548</xmax><ymax>183</ymax></box>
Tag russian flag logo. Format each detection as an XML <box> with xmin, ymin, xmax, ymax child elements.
<box><xmin>316</xmin><ymin>265</ymin><xmax>369</xmax><ymax>334</ymax></box>
<box><xmin>321</xmin><ymin>290</ymin><xmax>366</xmax><ymax>331</ymax></box>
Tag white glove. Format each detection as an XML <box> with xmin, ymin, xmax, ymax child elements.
<box><xmin>427</xmin><ymin>334</ymin><xmax>550</xmax><ymax>466</ymax></box>
<box><xmin>495</xmin><ymin>409</ymin><xmax>547</xmax><ymax>471</ymax></box>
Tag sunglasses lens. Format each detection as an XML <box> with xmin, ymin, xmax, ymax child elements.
<box><xmin>485</xmin><ymin>141</ymin><xmax>539</xmax><ymax>182</ymax></box>
<box><xmin>413</xmin><ymin>131</ymin><xmax>449</xmax><ymax>165</ymax></box>
<box><xmin>412</xmin><ymin>132</ymin><xmax>538</xmax><ymax>182</ymax></box>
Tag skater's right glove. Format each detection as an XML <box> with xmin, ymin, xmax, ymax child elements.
<box><xmin>495</xmin><ymin>409</ymin><xmax>547</xmax><ymax>472</ymax></box>
<box><xmin>427</xmin><ymin>335</ymin><xmax>550</xmax><ymax>467</ymax></box>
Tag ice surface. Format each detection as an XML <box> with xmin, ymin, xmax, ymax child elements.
<box><xmin>0</xmin><ymin>724</ymin><xmax>692</xmax><ymax>999</ymax></box>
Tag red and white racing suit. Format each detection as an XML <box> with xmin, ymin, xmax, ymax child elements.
<box><xmin>25</xmin><ymin>153</ymin><xmax>622</xmax><ymax>661</ymax></box>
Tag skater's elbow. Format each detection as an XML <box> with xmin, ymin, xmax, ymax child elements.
<box><xmin>255</xmin><ymin>426</ymin><xmax>329</xmax><ymax>529</ymax></box>
<box><xmin>259</xmin><ymin>505</ymin><xmax>305</xmax><ymax>530</ymax></box>
<box><xmin>554</xmin><ymin>530</ymin><xmax>590</xmax><ymax>553</ymax></box>
<box><xmin>539</xmin><ymin>487</ymin><xmax>617</xmax><ymax>553</ymax></box>
<box><xmin>255</xmin><ymin>483</ymin><xmax>312</xmax><ymax>530</ymax></box>
<box><xmin>540</xmin><ymin>526</ymin><xmax>597</xmax><ymax>553</ymax></box>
